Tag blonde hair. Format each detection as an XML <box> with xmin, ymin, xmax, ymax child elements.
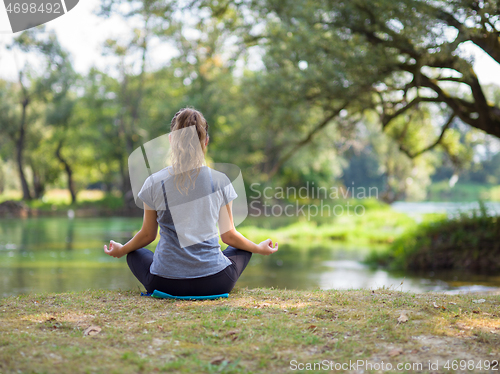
<box><xmin>169</xmin><ymin>108</ymin><xmax>209</xmax><ymax>194</ymax></box>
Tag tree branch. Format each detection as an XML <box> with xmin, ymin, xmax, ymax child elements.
<box><xmin>381</xmin><ymin>96</ymin><xmax>439</xmax><ymax>128</ymax></box>
<box><xmin>265</xmin><ymin>102</ymin><xmax>348</xmax><ymax>179</ymax></box>
<box><xmin>436</xmin><ymin>9</ymin><xmax>500</xmax><ymax>65</ymax></box>
<box><xmin>399</xmin><ymin>113</ymin><xmax>456</xmax><ymax>158</ymax></box>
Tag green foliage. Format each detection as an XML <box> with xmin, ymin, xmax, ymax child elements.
<box><xmin>1</xmin><ymin>1</ymin><xmax>500</xmax><ymax>204</ymax></box>
<box><xmin>238</xmin><ymin>199</ymin><xmax>417</xmax><ymax>249</ymax></box>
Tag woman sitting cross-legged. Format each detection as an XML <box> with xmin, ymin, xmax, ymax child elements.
<box><xmin>103</xmin><ymin>107</ymin><xmax>278</xmax><ymax>296</ymax></box>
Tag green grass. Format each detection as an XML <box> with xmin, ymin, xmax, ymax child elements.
<box><xmin>0</xmin><ymin>288</ymin><xmax>498</xmax><ymax>373</ymax></box>
<box><xmin>0</xmin><ymin>189</ymin><xmax>124</xmax><ymax>212</ymax></box>
<box><xmin>238</xmin><ymin>200</ymin><xmax>418</xmax><ymax>249</ymax></box>
<box><xmin>489</xmin><ymin>185</ymin><xmax>500</xmax><ymax>201</ymax></box>
<box><xmin>30</xmin><ymin>195</ymin><xmax>124</xmax><ymax>211</ymax></box>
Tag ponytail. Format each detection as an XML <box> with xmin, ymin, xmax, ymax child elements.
<box><xmin>169</xmin><ymin>108</ymin><xmax>209</xmax><ymax>194</ymax></box>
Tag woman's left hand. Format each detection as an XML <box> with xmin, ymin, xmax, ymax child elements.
<box><xmin>104</xmin><ymin>240</ymin><xmax>124</xmax><ymax>258</ymax></box>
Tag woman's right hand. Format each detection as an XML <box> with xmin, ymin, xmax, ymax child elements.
<box><xmin>257</xmin><ymin>239</ymin><xmax>278</xmax><ymax>255</ymax></box>
<box><xmin>104</xmin><ymin>240</ymin><xmax>124</xmax><ymax>258</ymax></box>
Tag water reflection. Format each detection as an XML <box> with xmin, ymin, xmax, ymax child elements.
<box><xmin>1</xmin><ymin>217</ymin><xmax>499</xmax><ymax>297</ymax></box>
<box><xmin>236</xmin><ymin>243</ymin><xmax>500</xmax><ymax>294</ymax></box>
<box><xmin>1</xmin><ymin>266</ymin><xmax>140</xmax><ymax>296</ymax></box>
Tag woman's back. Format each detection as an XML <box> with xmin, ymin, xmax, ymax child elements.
<box><xmin>138</xmin><ymin>166</ymin><xmax>236</xmax><ymax>279</ymax></box>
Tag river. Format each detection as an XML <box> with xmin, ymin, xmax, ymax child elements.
<box><xmin>1</xmin><ymin>201</ymin><xmax>499</xmax><ymax>297</ymax></box>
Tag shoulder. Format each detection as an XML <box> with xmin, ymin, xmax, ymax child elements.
<box><xmin>148</xmin><ymin>167</ymin><xmax>173</xmax><ymax>184</ymax></box>
<box><xmin>208</xmin><ymin>168</ymin><xmax>231</xmax><ymax>189</ymax></box>
<box><xmin>139</xmin><ymin>168</ymin><xmax>172</xmax><ymax>196</ymax></box>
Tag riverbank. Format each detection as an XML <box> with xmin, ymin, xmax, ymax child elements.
<box><xmin>369</xmin><ymin>207</ymin><xmax>500</xmax><ymax>272</ymax></box>
<box><xmin>0</xmin><ymin>194</ymin><xmax>142</xmax><ymax>219</ymax></box>
<box><xmin>1</xmin><ymin>288</ymin><xmax>498</xmax><ymax>373</ymax></box>
<box><xmin>427</xmin><ymin>181</ymin><xmax>500</xmax><ymax>202</ymax></box>
<box><xmin>0</xmin><ymin>195</ymin><xmax>420</xmax><ymax>248</ymax></box>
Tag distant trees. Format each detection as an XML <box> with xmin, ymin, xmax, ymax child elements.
<box><xmin>2</xmin><ymin>28</ymin><xmax>76</xmax><ymax>200</ymax></box>
<box><xmin>201</xmin><ymin>0</ymin><xmax>500</xmax><ymax>199</ymax></box>
<box><xmin>2</xmin><ymin>29</ymin><xmax>89</xmax><ymax>202</ymax></box>
<box><xmin>1</xmin><ymin>0</ymin><xmax>499</xmax><ymax>203</ymax></box>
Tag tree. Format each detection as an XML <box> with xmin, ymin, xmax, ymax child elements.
<box><xmin>194</xmin><ymin>0</ymin><xmax>500</xmax><ymax>179</ymax></box>
<box><xmin>2</xmin><ymin>47</ymin><xmax>35</xmax><ymax>200</ymax></box>
<box><xmin>267</xmin><ymin>0</ymin><xmax>500</xmax><ymax>141</ymax></box>
<box><xmin>37</xmin><ymin>32</ymin><xmax>78</xmax><ymax>201</ymax></box>
<box><xmin>0</xmin><ymin>80</ymin><xmax>21</xmax><ymax>194</ymax></box>
<box><xmin>98</xmin><ymin>0</ymin><xmax>180</xmax><ymax>205</ymax></box>
<box><xmin>1</xmin><ymin>28</ymin><xmax>78</xmax><ymax>200</ymax></box>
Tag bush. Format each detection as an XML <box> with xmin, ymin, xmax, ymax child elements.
<box><xmin>368</xmin><ymin>202</ymin><xmax>500</xmax><ymax>272</ymax></box>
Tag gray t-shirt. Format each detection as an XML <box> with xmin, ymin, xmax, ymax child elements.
<box><xmin>137</xmin><ymin>166</ymin><xmax>236</xmax><ymax>279</ymax></box>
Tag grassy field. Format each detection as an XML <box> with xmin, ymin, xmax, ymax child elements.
<box><xmin>238</xmin><ymin>209</ymin><xmax>417</xmax><ymax>248</ymax></box>
<box><xmin>1</xmin><ymin>288</ymin><xmax>499</xmax><ymax>374</ymax></box>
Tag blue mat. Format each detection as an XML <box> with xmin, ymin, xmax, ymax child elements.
<box><xmin>141</xmin><ymin>289</ymin><xmax>229</xmax><ymax>300</ymax></box>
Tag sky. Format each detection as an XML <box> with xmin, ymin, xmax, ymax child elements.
<box><xmin>0</xmin><ymin>0</ymin><xmax>177</xmax><ymax>79</ymax></box>
<box><xmin>0</xmin><ymin>0</ymin><xmax>499</xmax><ymax>86</ymax></box>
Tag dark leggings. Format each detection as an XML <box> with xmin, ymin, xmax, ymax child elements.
<box><xmin>126</xmin><ymin>246</ymin><xmax>252</xmax><ymax>296</ymax></box>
